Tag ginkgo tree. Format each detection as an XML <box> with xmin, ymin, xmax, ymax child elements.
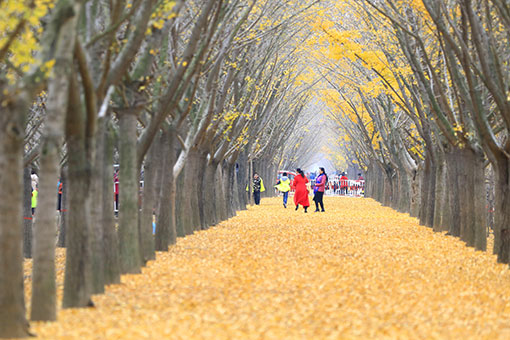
<box><xmin>307</xmin><ymin>0</ymin><xmax>493</xmax><ymax>253</ymax></box>
<box><xmin>1</xmin><ymin>0</ymin><xmax>324</xmax><ymax>338</ymax></box>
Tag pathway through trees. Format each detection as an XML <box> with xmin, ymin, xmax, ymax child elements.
<box><xmin>25</xmin><ymin>197</ymin><xmax>510</xmax><ymax>339</ymax></box>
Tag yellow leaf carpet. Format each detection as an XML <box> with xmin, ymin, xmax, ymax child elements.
<box><xmin>23</xmin><ymin>197</ymin><xmax>510</xmax><ymax>339</ymax></box>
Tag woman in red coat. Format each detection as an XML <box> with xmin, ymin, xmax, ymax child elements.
<box><xmin>293</xmin><ymin>168</ymin><xmax>310</xmax><ymax>213</ymax></box>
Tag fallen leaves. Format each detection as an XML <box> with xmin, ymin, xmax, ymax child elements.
<box><xmin>21</xmin><ymin>197</ymin><xmax>510</xmax><ymax>339</ymax></box>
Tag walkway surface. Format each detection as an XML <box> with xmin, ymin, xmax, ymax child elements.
<box><xmin>25</xmin><ymin>197</ymin><xmax>510</xmax><ymax>339</ymax></box>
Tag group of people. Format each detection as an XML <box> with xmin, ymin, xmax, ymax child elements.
<box><xmin>249</xmin><ymin>167</ymin><xmax>328</xmax><ymax>213</ymax></box>
<box><xmin>29</xmin><ymin>170</ymin><xmax>65</xmax><ymax>216</ymax></box>
<box><xmin>290</xmin><ymin>168</ymin><xmax>327</xmax><ymax>213</ymax></box>
<box><xmin>334</xmin><ymin>172</ymin><xmax>364</xmax><ymax>196</ymax></box>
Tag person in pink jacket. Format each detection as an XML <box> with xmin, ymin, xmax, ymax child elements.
<box><xmin>313</xmin><ymin>167</ymin><xmax>327</xmax><ymax>212</ymax></box>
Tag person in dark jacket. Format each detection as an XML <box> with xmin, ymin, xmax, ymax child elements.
<box><xmin>247</xmin><ymin>173</ymin><xmax>265</xmax><ymax>205</ymax></box>
<box><xmin>313</xmin><ymin>167</ymin><xmax>327</xmax><ymax>212</ymax></box>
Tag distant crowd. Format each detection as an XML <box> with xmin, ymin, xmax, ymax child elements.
<box><xmin>247</xmin><ymin>168</ymin><xmax>365</xmax><ymax>213</ymax></box>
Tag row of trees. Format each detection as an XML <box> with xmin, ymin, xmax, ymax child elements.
<box><xmin>0</xmin><ymin>0</ymin><xmax>321</xmax><ymax>337</ymax></box>
<box><xmin>313</xmin><ymin>1</ymin><xmax>510</xmax><ymax>262</ymax></box>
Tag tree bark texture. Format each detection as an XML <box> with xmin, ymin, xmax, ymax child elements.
<box><xmin>0</xmin><ymin>103</ymin><xmax>30</xmax><ymax>338</ymax></box>
<box><xmin>57</xmin><ymin>168</ymin><xmax>67</xmax><ymax>248</ymax></box>
<box><xmin>102</xmin><ymin>120</ymin><xmax>120</xmax><ymax>284</ymax></box>
<box><xmin>202</xmin><ymin>161</ymin><xmax>219</xmax><ymax>227</ymax></box>
<box><xmin>410</xmin><ymin>168</ymin><xmax>421</xmax><ymax>218</ymax></box>
<box><xmin>118</xmin><ymin>112</ymin><xmax>142</xmax><ymax>274</ymax></box>
<box><xmin>494</xmin><ymin>157</ymin><xmax>510</xmax><ymax>263</ymax></box>
<box><xmin>215</xmin><ymin>164</ymin><xmax>228</xmax><ymax>222</ymax></box>
<box><xmin>31</xmin><ymin>0</ymin><xmax>79</xmax><ymax>319</ymax></box>
<box><xmin>63</xmin><ymin>71</ymin><xmax>93</xmax><ymax>308</ymax></box>
<box><xmin>23</xmin><ymin>167</ymin><xmax>32</xmax><ymax>258</ymax></box>
<box><xmin>140</xmin><ymin>138</ymin><xmax>158</xmax><ymax>262</ymax></box>
<box><xmin>89</xmin><ymin>119</ymin><xmax>106</xmax><ymax>294</ymax></box>
<box><xmin>156</xmin><ymin>130</ymin><xmax>177</xmax><ymax>249</ymax></box>
<box><xmin>446</xmin><ymin>147</ymin><xmax>486</xmax><ymax>251</ymax></box>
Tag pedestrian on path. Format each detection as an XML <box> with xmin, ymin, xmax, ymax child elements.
<box><xmin>248</xmin><ymin>173</ymin><xmax>265</xmax><ymax>205</ymax></box>
<box><xmin>275</xmin><ymin>172</ymin><xmax>291</xmax><ymax>208</ymax></box>
<box><xmin>293</xmin><ymin>168</ymin><xmax>309</xmax><ymax>213</ymax></box>
<box><xmin>114</xmin><ymin>168</ymin><xmax>119</xmax><ymax>212</ymax></box>
<box><xmin>313</xmin><ymin>167</ymin><xmax>327</xmax><ymax>212</ymax></box>
<box><xmin>31</xmin><ymin>168</ymin><xmax>38</xmax><ymax>191</ymax></box>
<box><xmin>340</xmin><ymin>172</ymin><xmax>348</xmax><ymax>195</ymax></box>
<box><xmin>31</xmin><ymin>185</ymin><xmax>38</xmax><ymax>216</ymax></box>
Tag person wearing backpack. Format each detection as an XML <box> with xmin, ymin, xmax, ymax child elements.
<box><xmin>313</xmin><ymin>167</ymin><xmax>327</xmax><ymax>212</ymax></box>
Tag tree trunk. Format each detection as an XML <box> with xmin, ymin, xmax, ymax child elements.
<box><xmin>398</xmin><ymin>169</ymin><xmax>411</xmax><ymax>214</ymax></box>
<box><xmin>472</xmin><ymin>151</ymin><xmax>487</xmax><ymax>251</ymax></box>
<box><xmin>31</xmin><ymin>126</ymin><xmax>61</xmax><ymax>319</ymax></box>
<box><xmin>390</xmin><ymin>171</ymin><xmax>399</xmax><ymax>210</ymax></box>
<box><xmin>445</xmin><ymin>146</ymin><xmax>486</xmax><ymax>251</ymax></box>
<box><xmin>410</xmin><ymin>168</ymin><xmax>421</xmax><ymax>218</ymax></box>
<box><xmin>139</xmin><ymin>139</ymin><xmax>158</xmax><ymax>262</ymax></box>
<box><xmin>33</xmin><ymin>0</ymin><xmax>79</xmax><ymax>318</ymax></box>
<box><xmin>494</xmin><ymin>156</ymin><xmax>510</xmax><ymax>263</ymax></box>
<box><xmin>102</xmin><ymin>120</ymin><xmax>120</xmax><ymax>284</ymax></box>
<box><xmin>226</xmin><ymin>162</ymin><xmax>237</xmax><ymax>218</ymax></box>
<box><xmin>446</xmin><ymin>149</ymin><xmax>461</xmax><ymax>237</ymax></box>
<box><xmin>156</xmin><ymin>130</ymin><xmax>177</xmax><ymax>249</ymax></box>
<box><xmin>435</xmin><ymin>160</ymin><xmax>451</xmax><ymax>232</ymax></box>
<box><xmin>248</xmin><ymin>158</ymin><xmax>254</xmax><ymax>205</ymax></box>
<box><xmin>419</xmin><ymin>155</ymin><xmax>436</xmax><ymax>227</ymax></box>
<box><xmin>216</xmin><ymin>163</ymin><xmax>228</xmax><ymax>222</ymax></box>
<box><xmin>448</xmin><ymin>147</ymin><xmax>486</xmax><ymax>250</ymax></box>
<box><xmin>375</xmin><ymin>166</ymin><xmax>384</xmax><ymax>202</ymax></box>
<box><xmin>89</xmin><ymin>119</ymin><xmax>106</xmax><ymax>294</ymax></box>
<box><xmin>63</xmin><ymin>73</ymin><xmax>93</xmax><ymax>308</ymax></box>
<box><xmin>195</xmin><ymin>151</ymin><xmax>208</xmax><ymax>230</ymax></box>
<box><xmin>433</xmin><ymin>158</ymin><xmax>446</xmax><ymax>232</ymax></box>
<box><xmin>442</xmin><ymin>173</ymin><xmax>452</xmax><ymax>232</ymax></box>
<box><xmin>0</xmin><ymin>105</ymin><xmax>30</xmax><ymax>338</ymax></box>
<box><xmin>382</xmin><ymin>168</ymin><xmax>393</xmax><ymax>207</ymax></box>
<box><xmin>175</xmin><ymin>169</ymin><xmax>188</xmax><ymax>237</ymax></box>
<box><xmin>237</xmin><ymin>153</ymin><xmax>248</xmax><ymax>210</ymax></box>
<box><xmin>365</xmin><ymin>163</ymin><xmax>374</xmax><ymax>199</ymax></box>
<box><xmin>176</xmin><ymin>149</ymin><xmax>199</xmax><ymax>236</ymax></box>
<box><xmin>202</xmin><ymin>161</ymin><xmax>219</xmax><ymax>227</ymax></box>
<box><xmin>188</xmin><ymin>149</ymin><xmax>202</xmax><ymax>232</ymax></box>
<box><xmin>57</xmin><ymin>168</ymin><xmax>67</xmax><ymax>248</ymax></box>
<box><xmin>118</xmin><ymin>112</ymin><xmax>142</xmax><ymax>274</ymax></box>
<box><xmin>215</xmin><ymin>162</ymin><xmax>229</xmax><ymax>221</ymax></box>
<box><xmin>23</xmin><ymin>167</ymin><xmax>33</xmax><ymax>258</ymax></box>
<box><xmin>458</xmin><ymin>148</ymin><xmax>486</xmax><ymax>250</ymax></box>
<box><xmin>231</xmin><ymin>161</ymin><xmax>241</xmax><ymax>213</ymax></box>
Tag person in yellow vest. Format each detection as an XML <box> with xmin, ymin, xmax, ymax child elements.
<box><xmin>31</xmin><ymin>186</ymin><xmax>38</xmax><ymax>216</ymax></box>
<box><xmin>246</xmin><ymin>173</ymin><xmax>265</xmax><ymax>205</ymax></box>
<box><xmin>275</xmin><ymin>172</ymin><xmax>291</xmax><ymax>208</ymax></box>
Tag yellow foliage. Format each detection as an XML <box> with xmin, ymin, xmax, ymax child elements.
<box><xmin>0</xmin><ymin>0</ymin><xmax>55</xmax><ymax>82</ymax></box>
<box><xmin>23</xmin><ymin>198</ymin><xmax>510</xmax><ymax>339</ymax></box>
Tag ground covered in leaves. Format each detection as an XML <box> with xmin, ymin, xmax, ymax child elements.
<box><xmin>23</xmin><ymin>197</ymin><xmax>510</xmax><ymax>339</ymax></box>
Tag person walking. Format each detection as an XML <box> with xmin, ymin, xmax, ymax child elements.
<box><xmin>31</xmin><ymin>185</ymin><xmax>38</xmax><ymax>216</ymax></box>
<box><xmin>313</xmin><ymin>167</ymin><xmax>327</xmax><ymax>212</ymax></box>
<box><xmin>248</xmin><ymin>173</ymin><xmax>265</xmax><ymax>205</ymax></box>
<box><xmin>275</xmin><ymin>172</ymin><xmax>291</xmax><ymax>208</ymax></box>
<box><xmin>340</xmin><ymin>172</ymin><xmax>348</xmax><ymax>195</ymax></box>
<box><xmin>293</xmin><ymin>168</ymin><xmax>310</xmax><ymax>213</ymax></box>
<box><xmin>114</xmin><ymin>168</ymin><xmax>119</xmax><ymax>213</ymax></box>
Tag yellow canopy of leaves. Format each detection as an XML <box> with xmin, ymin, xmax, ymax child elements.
<box><xmin>0</xmin><ymin>0</ymin><xmax>54</xmax><ymax>81</ymax></box>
